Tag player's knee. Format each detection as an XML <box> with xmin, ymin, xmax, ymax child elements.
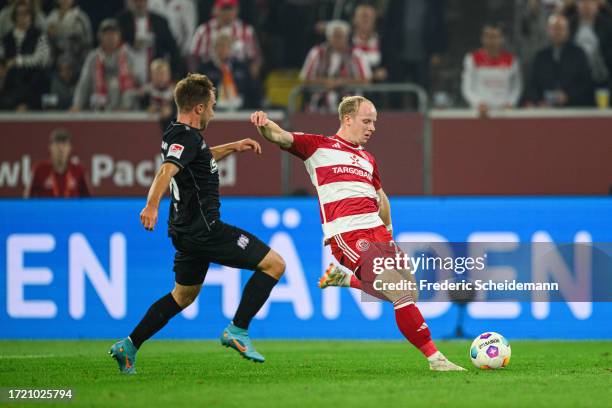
<box><xmin>268</xmin><ymin>253</ymin><xmax>285</xmax><ymax>279</ymax></box>
<box><xmin>259</xmin><ymin>250</ymin><xmax>285</xmax><ymax>279</ymax></box>
<box><xmin>275</xmin><ymin>256</ymin><xmax>286</xmax><ymax>277</ymax></box>
<box><xmin>172</xmin><ymin>287</ymin><xmax>200</xmax><ymax>308</ymax></box>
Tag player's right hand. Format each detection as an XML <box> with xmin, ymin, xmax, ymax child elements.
<box><xmin>140</xmin><ymin>205</ymin><xmax>158</xmax><ymax>231</ymax></box>
<box><xmin>250</xmin><ymin>111</ymin><xmax>268</xmax><ymax>127</ymax></box>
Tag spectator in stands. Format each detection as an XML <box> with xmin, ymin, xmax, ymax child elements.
<box><xmin>561</xmin><ymin>0</ymin><xmax>612</xmax><ymax>19</ymax></box>
<box><xmin>517</xmin><ymin>0</ymin><xmax>560</xmax><ymax>77</ymax></box>
<box><xmin>45</xmin><ymin>0</ymin><xmax>93</xmax><ymax>67</ymax></box>
<box><xmin>0</xmin><ymin>0</ymin><xmax>46</xmax><ymax>39</ymax></box>
<box><xmin>148</xmin><ymin>0</ymin><xmax>198</xmax><ymax>58</ymax></box>
<box><xmin>525</xmin><ymin>14</ymin><xmax>594</xmax><ymax>106</ymax></box>
<box><xmin>24</xmin><ymin>129</ymin><xmax>90</xmax><ymax>198</ymax></box>
<box><xmin>190</xmin><ymin>0</ymin><xmax>262</xmax><ymax>78</ymax></box>
<box><xmin>116</xmin><ymin>0</ymin><xmax>183</xmax><ymax>84</ymax></box>
<box><xmin>199</xmin><ymin>33</ymin><xmax>260</xmax><ymax>110</ymax></box>
<box><xmin>300</xmin><ymin>20</ymin><xmax>371</xmax><ymax>112</ymax></box>
<box><xmin>351</xmin><ymin>3</ymin><xmax>386</xmax><ymax>81</ymax></box>
<box><xmin>0</xmin><ymin>0</ymin><xmax>51</xmax><ymax>111</ymax></box>
<box><xmin>196</xmin><ymin>0</ymin><xmax>258</xmax><ymax>29</ymax></box>
<box><xmin>461</xmin><ymin>23</ymin><xmax>522</xmax><ymax>117</ymax></box>
<box><xmin>46</xmin><ymin>54</ymin><xmax>77</xmax><ymax>110</ymax></box>
<box><xmin>328</xmin><ymin>0</ymin><xmax>388</xmax><ymax>22</ymax></box>
<box><xmin>71</xmin><ymin>19</ymin><xmax>138</xmax><ymax>111</ymax></box>
<box><xmin>381</xmin><ymin>0</ymin><xmax>447</xmax><ymax>90</ymax></box>
<box><xmin>569</xmin><ymin>0</ymin><xmax>612</xmax><ymax>88</ymax></box>
<box><xmin>139</xmin><ymin>58</ymin><xmax>175</xmax><ymax>129</ymax></box>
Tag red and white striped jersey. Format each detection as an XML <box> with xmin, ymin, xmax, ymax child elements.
<box><xmin>352</xmin><ymin>33</ymin><xmax>381</xmax><ymax>68</ymax></box>
<box><xmin>190</xmin><ymin>18</ymin><xmax>261</xmax><ymax>64</ymax></box>
<box><xmin>299</xmin><ymin>44</ymin><xmax>371</xmax><ymax>82</ymax></box>
<box><xmin>284</xmin><ymin>132</ymin><xmax>383</xmax><ymax>239</ymax></box>
<box><xmin>461</xmin><ymin>48</ymin><xmax>522</xmax><ymax>108</ymax></box>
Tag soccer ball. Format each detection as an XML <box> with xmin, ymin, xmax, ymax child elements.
<box><xmin>469</xmin><ymin>332</ymin><xmax>511</xmax><ymax>369</ymax></box>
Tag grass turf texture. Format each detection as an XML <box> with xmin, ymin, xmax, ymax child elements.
<box><xmin>0</xmin><ymin>340</ymin><xmax>610</xmax><ymax>407</ymax></box>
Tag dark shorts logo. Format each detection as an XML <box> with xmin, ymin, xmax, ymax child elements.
<box><xmin>237</xmin><ymin>234</ymin><xmax>249</xmax><ymax>249</ymax></box>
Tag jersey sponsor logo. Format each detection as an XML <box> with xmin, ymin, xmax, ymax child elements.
<box><xmin>331</xmin><ymin>166</ymin><xmax>372</xmax><ymax>181</ymax></box>
<box><xmin>210</xmin><ymin>158</ymin><xmax>218</xmax><ymax>174</ymax></box>
<box><xmin>161</xmin><ymin>141</ymin><xmax>168</xmax><ymax>150</ymax></box>
<box><xmin>167</xmin><ymin>144</ymin><xmax>185</xmax><ymax>159</ymax></box>
<box><xmin>237</xmin><ymin>234</ymin><xmax>250</xmax><ymax>249</ymax></box>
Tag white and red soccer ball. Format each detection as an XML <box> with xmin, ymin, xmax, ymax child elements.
<box><xmin>470</xmin><ymin>332</ymin><xmax>511</xmax><ymax>369</ymax></box>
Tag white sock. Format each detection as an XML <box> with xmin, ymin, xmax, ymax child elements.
<box><xmin>342</xmin><ymin>272</ymin><xmax>352</xmax><ymax>287</ymax></box>
<box><xmin>427</xmin><ymin>351</ymin><xmax>444</xmax><ymax>362</ymax></box>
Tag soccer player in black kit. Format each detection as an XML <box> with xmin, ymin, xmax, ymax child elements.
<box><xmin>109</xmin><ymin>74</ymin><xmax>286</xmax><ymax>373</ymax></box>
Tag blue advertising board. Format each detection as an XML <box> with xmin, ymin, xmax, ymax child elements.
<box><xmin>1</xmin><ymin>197</ymin><xmax>611</xmax><ymax>339</ymax></box>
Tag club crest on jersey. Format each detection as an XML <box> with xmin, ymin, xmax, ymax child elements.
<box><xmin>210</xmin><ymin>158</ymin><xmax>218</xmax><ymax>174</ymax></box>
<box><xmin>237</xmin><ymin>234</ymin><xmax>250</xmax><ymax>249</ymax></box>
<box><xmin>350</xmin><ymin>154</ymin><xmax>362</xmax><ymax>167</ymax></box>
<box><xmin>356</xmin><ymin>238</ymin><xmax>370</xmax><ymax>252</ymax></box>
<box><xmin>168</xmin><ymin>143</ymin><xmax>184</xmax><ymax>159</ymax></box>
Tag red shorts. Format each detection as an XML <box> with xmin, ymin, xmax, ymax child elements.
<box><xmin>330</xmin><ymin>225</ymin><xmax>394</xmax><ymax>275</ymax></box>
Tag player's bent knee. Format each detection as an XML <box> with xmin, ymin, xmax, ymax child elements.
<box><xmin>172</xmin><ymin>284</ymin><xmax>201</xmax><ymax>308</ymax></box>
<box><xmin>258</xmin><ymin>250</ymin><xmax>285</xmax><ymax>279</ymax></box>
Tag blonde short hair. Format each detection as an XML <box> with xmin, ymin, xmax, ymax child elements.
<box><xmin>338</xmin><ymin>95</ymin><xmax>373</xmax><ymax>121</ymax></box>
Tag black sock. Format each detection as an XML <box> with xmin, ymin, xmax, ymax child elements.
<box><xmin>233</xmin><ymin>271</ymin><xmax>278</xmax><ymax>330</ymax></box>
<box><xmin>129</xmin><ymin>292</ymin><xmax>183</xmax><ymax>349</ymax></box>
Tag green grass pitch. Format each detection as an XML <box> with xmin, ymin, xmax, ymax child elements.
<box><xmin>0</xmin><ymin>340</ymin><xmax>610</xmax><ymax>407</ymax></box>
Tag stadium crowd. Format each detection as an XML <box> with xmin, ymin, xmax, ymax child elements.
<box><xmin>0</xmin><ymin>0</ymin><xmax>611</xmax><ymax>113</ymax></box>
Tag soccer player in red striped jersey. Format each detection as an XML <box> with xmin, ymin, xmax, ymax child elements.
<box><xmin>250</xmin><ymin>96</ymin><xmax>465</xmax><ymax>371</ymax></box>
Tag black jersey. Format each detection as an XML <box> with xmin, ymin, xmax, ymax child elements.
<box><xmin>161</xmin><ymin>121</ymin><xmax>220</xmax><ymax>236</ymax></box>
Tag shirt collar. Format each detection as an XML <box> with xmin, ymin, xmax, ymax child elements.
<box><xmin>332</xmin><ymin>134</ymin><xmax>362</xmax><ymax>150</ymax></box>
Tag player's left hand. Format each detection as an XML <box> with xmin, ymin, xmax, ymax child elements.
<box><xmin>140</xmin><ymin>205</ymin><xmax>158</xmax><ymax>231</ymax></box>
<box><xmin>235</xmin><ymin>138</ymin><xmax>262</xmax><ymax>154</ymax></box>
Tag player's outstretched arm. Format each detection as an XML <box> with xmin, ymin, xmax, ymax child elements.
<box><xmin>250</xmin><ymin>111</ymin><xmax>294</xmax><ymax>148</ymax></box>
<box><xmin>140</xmin><ymin>162</ymin><xmax>179</xmax><ymax>231</ymax></box>
<box><xmin>377</xmin><ymin>188</ymin><xmax>393</xmax><ymax>235</ymax></box>
<box><xmin>210</xmin><ymin>138</ymin><xmax>262</xmax><ymax>161</ymax></box>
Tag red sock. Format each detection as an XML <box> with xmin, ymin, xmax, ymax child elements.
<box><xmin>394</xmin><ymin>301</ymin><xmax>438</xmax><ymax>357</ymax></box>
<box><xmin>349</xmin><ymin>274</ymin><xmax>362</xmax><ymax>289</ymax></box>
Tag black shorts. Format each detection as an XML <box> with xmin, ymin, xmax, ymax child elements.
<box><xmin>171</xmin><ymin>220</ymin><xmax>271</xmax><ymax>286</ymax></box>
